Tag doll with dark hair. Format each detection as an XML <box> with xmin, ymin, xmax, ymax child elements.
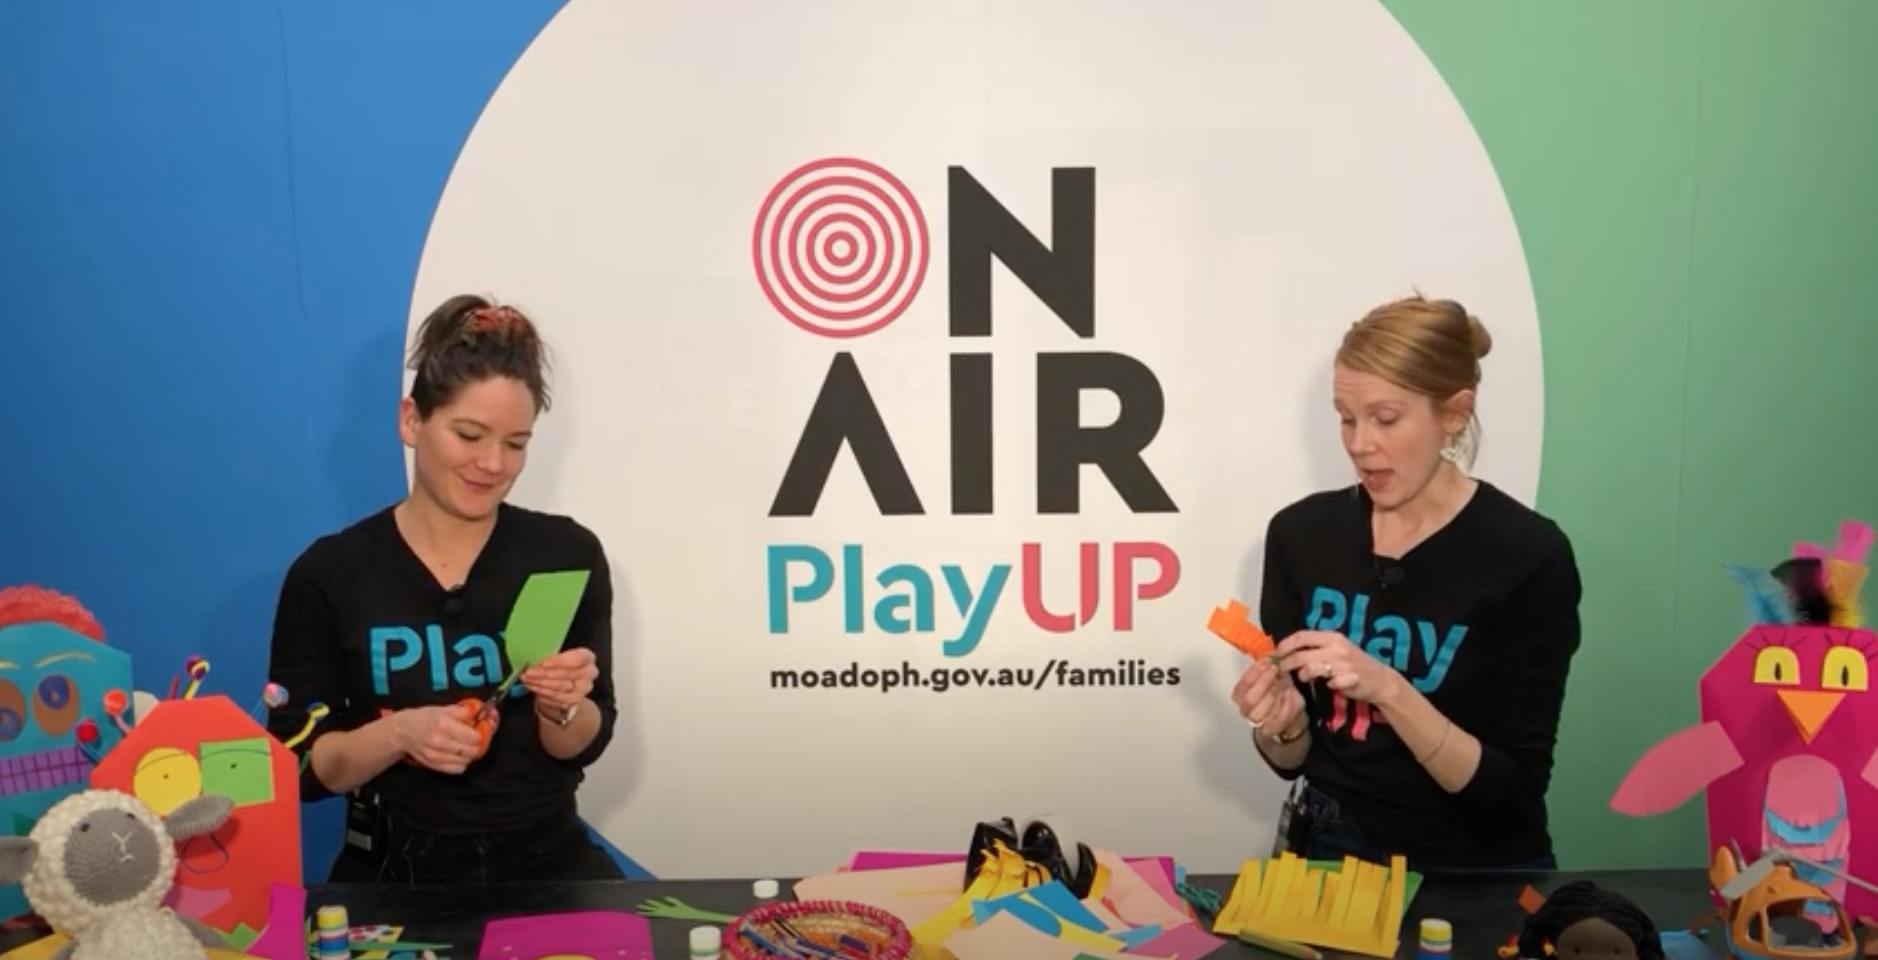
<box><xmin>1515</xmin><ymin>881</ymin><xmax>1667</xmax><ymax>960</ymax></box>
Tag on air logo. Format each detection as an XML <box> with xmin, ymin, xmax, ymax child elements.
<box><xmin>758</xmin><ymin>158</ymin><xmax>1181</xmax><ymax>657</ymax></box>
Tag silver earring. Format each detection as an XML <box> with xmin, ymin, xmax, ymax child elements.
<box><xmin>1439</xmin><ymin>440</ymin><xmax>1463</xmax><ymax>464</ymax></box>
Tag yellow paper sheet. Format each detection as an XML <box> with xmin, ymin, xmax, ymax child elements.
<box><xmin>1212</xmin><ymin>853</ymin><xmax>1411</xmax><ymax>958</ymax></box>
<box><xmin>910</xmin><ymin>842</ymin><xmax>1048</xmax><ymax>945</ymax></box>
<box><xmin>943</xmin><ymin>912</ymin><xmax>1156</xmax><ymax>960</ymax></box>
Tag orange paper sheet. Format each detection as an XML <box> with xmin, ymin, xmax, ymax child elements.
<box><xmin>1207</xmin><ymin>600</ymin><xmax>1275</xmax><ymax>659</ymax></box>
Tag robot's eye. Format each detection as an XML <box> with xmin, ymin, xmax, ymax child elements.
<box><xmin>33</xmin><ymin>676</ymin><xmax>78</xmax><ymax>737</ymax></box>
<box><xmin>0</xmin><ymin>681</ymin><xmax>25</xmax><ymax>743</ymax></box>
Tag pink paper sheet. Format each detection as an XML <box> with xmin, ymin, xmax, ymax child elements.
<box><xmin>1126</xmin><ymin>923</ymin><xmax>1226</xmax><ymax>959</ymax></box>
<box><xmin>476</xmin><ymin>911</ymin><xmax>653</xmax><ymax>960</ymax></box>
<box><xmin>243</xmin><ymin>882</ymin><xmax>306</xmax><ymax>960</ymax></box>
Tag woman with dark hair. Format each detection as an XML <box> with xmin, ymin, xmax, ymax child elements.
<box><xmin>266</xmin><ymin>295</ymin><xmax>624</xmax><ymax>883</ymax></box>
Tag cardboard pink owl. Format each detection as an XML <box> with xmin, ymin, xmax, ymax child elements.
<box><xmin>1612</xmin><ymin>520</ymin><xmax>1878</xmax><ymax>930</ymax></box>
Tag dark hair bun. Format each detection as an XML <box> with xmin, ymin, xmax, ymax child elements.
<box><xmin>407</xmin><ymin>294</ymin><xmax>552</xmax><ymax>415</ymax></box>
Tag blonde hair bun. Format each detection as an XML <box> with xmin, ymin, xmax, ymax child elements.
<box><xmin>1466</xmin><ymin>313</ymin><xmax>1493</xmax><ymax>361</ymax></box>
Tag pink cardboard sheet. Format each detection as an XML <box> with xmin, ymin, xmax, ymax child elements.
<box><xmin>477</xmin><ymin>911</ymin><xmax>653</xmax><ymax>960</ymax></box>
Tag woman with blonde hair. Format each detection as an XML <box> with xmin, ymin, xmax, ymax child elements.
<box><xmin>1231</xmin><ymin>294</ymin><xmax>1583</xmax><ymax>872</ymax></box>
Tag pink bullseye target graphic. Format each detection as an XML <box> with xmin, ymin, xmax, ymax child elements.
<box><xmin>752</xmin><ymin>157</ymin><xmax>930</xmax><ymax>338</ymax></box>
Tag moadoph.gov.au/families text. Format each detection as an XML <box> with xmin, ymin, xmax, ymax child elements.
<box><xmin>769</xmin><ymin>659</ymin><xmax>1182</xmax><ymax>693</ymax></box>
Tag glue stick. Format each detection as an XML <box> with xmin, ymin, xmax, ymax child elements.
<box><xmin>315</xmin><ymin>905</ymin><xmax>351</xmax><ymax>960</ymax></box>
<box><xmin>688</xmin><ymin>925</ymin><xmax>720</xmax><ymax>960</ymax></box>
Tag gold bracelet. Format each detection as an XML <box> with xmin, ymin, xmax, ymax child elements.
<box><xmin>1270</xmin><ymin>719</ymin><xmax>1309</xmax><ymax>745</ymax></box>
<box><xmin>1416</xmin><ymin>721</ymin><xmax>1452</xmax><ymax>765</ymax></box>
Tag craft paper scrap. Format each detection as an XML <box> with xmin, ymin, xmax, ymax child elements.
<box><xmin>1108</xmin><ymin>925</ymin><xmax>1163</xmax><ymax>950</ymax></box>
<box><xmin>1124</xmin><ymin>924</ymin><xmax>1226</xmax><ymax>959</ymax></box>
<box><xmin>794</xmin><ymin>862</ymin><xmax>968</xmax><ymax>929</ymax></box>
<box><xmin>944</xmin><ymin>913</ymin><xmax>1145</xmax><ymax>960</ymax></box>
<box><xmin>970</xmin><ymin>898</ymin><xmax>1127</xmax><ymax>952</ymax></box>
<box><xmin>832</xmin><ymin>850</ymin><xmax>1192</xmax><ymax>928</ymax></box>
<box><xmin>503</xmin><ymin>570</ymin><xmax>592</xmax><ymax>670</ymax></box>
<box><xmin>477</xmin><ymin>910</ymin><xmax>653</xmax><ymax>960</ymax></box>
<box><xmin>1010</xmin><ymin>881</ymin><xmax>1113</xmax><ymax>935</ymax></box>
<box><xmin>845</xmin><ymin>850</ymin><xmax>1175</xmax><ymax>879</ymax></box>
<box><xmin>1517</xmin><ymin>884</ymin><xmax>1546</xmax><ymax>915</ymax></box>
<box><xmin>1207</xmin><ymin>600</ymin><xmax>1275</xmax><ymax>659</ymax></box>
<box><xmin>846</xmin><ymin>851</ymin><xmax>961</xmax><ymax>870</ymax></box>
<box><xmin>243</xmin><ymin>881</ymin><xmax>307</xmax><ymax>960</ymax></box>
<box><xmin>337</xmin><ymin>925</ymin><xmax>405</xmax><ymax>960</ymax></box>
<box><xmin>1125</xmin><ymin>859</ymin><xmax>1187</xmax><ymax>917</ymax></box>
<box><xmin>1093</xmin><ymin>851</ymin><xmax>1192</xmax><ymax>929</ymax></box>
<box><xmin>973</xmin><ymin>882</ymin><xmax>1153</xmax><ymax>949</ymax></box>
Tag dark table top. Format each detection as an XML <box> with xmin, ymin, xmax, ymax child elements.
<box><xmin>292</xmin><ymin>867</ymin><xmax>1715</xmax><ymax>960</ymax></box>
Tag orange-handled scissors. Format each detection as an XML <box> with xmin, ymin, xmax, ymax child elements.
<box><xmin>471</xmin><ymin>670</ymin><xmax>523</xmax><ymax>724</ymax></box>
<box><xmin>450</xmin><ymin>699</ymin><xmax>497</xmax><ymax>760</ymax></box>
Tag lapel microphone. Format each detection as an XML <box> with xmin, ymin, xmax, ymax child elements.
<box><xmin>442</xmin><ymin>584</ymin><xmax>467</xmax><ymax>617</ymax></box>
<box><xmin>1373</xmin><ymin>558</ymin><xmax>1408</xmax><ymax>590</ymax></box>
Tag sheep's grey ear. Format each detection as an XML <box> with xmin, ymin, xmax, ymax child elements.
<box><xmin>0</xmin><ymin>838</ymin><xmax>36</xmax><ymax>886</ymax></box>
<box><xmin>163</xmin><ymin>794</ymin><xmax>234</xmax><ymax>841</ymax></box>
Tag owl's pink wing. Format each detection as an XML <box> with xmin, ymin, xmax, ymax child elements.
<box><xmin>1610</xmin><ymin>721</ymin><xmax>1744</xmax><ymax>815</ymax></box>
<box><xmin>1861</xmin><ymin>743</ymin><xmax>1878</xmax><ymax>793</ymax></box>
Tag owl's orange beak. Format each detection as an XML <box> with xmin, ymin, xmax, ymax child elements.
<box><xmin>1777</xmin><ymin>689</ymin><xmax>1844</xmax><ymax>743</ymax></box>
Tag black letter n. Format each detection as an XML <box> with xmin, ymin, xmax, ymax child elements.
<box><xmin>947</xmin><ymin>167</ymin><xmax>1095</xmax><ymax>338</ymax></box>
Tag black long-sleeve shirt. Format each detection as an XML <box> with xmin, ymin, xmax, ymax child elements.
<box><xmin>264</xmin><ymin>502</ymin><xmax>618</xmax><ymax>836</ymax></box>
<box><xmin>1259</xmin><ymin>480</ymin><xmax>1582</xmax><ymax>868</ymax></box>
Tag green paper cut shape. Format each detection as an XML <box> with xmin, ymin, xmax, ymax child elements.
<box><xmin>202</xmin><ymin>737</ymin><xmax>275</xmax><ymax>807</ymax></box>
<box><xmin>224</xmin><ymin>922</ymin><xmax>259</xmax><ymax>951</ymax></box>
<box><xmin>635</xmin><ymin>897</ymin><xmax>739</xmax><ymax>923</ymax></box>
<box><xmin>502</xmin><ymin>570</ymin><xmax>591</xmax><ymax>674</ymax></box>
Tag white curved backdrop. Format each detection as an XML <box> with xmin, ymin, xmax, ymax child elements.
<box><xmin>410</xmin><ymin>0</ymin><xmax>1543</xmax><ymax>878</ymax></box>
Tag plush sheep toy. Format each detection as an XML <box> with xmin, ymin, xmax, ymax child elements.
<box><xmin>0</xmin><ymin>789</ymin><xmax>235</xmax><ymax>960</ymax></box>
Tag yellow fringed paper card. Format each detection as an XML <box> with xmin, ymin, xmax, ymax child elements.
<box><xmin>1211</xmin><ymin>853</ymin><xmax>1418</xmax><ymax>958</ymax></box>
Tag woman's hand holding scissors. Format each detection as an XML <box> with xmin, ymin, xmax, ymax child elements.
<box><xmin>392</xmin><ymin>705</ymin><xmax>496</xmax><ymax>774</ymax></box>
